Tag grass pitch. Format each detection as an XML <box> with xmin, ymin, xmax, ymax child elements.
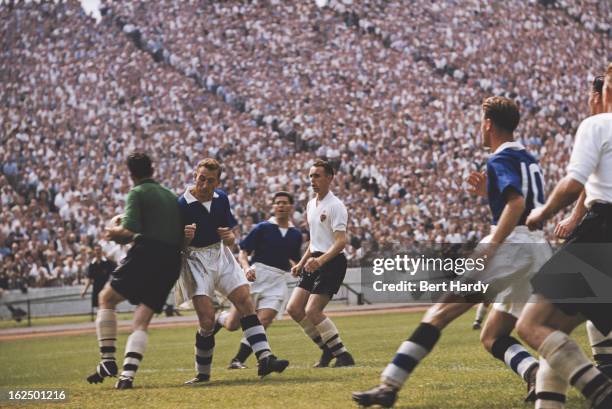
<box><xmin>0</xmin><ymin>310</ymin><xmax>590</xmax><ymax>409</ymax></box>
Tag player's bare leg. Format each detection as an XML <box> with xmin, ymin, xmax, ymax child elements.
<box><xmin>306</xmin><ymin>293</ymin><xmax>354</xmax><ymax>367</ymax></box>
<box><xmin>86</xmin><ymin>284</ymin><xmax>125</xmax><ymax>385</ymax></box>
<box><xmin>287</xmin><ymin>288</ymin><xmax>334</xmax><ymax>367</ymax></box>
<box><xmin>353</xmin><ymin>294</ymin><xmax>475</xmax><ymax>407</ymax></box>
<box><xmin>480</xmin><ymin>309</ymin><xmax>538</xmax><ymax>402</ymax></box>
<box><xmin>517</xmin><ymin>297</ymin><xmax>612</xmax><ymax>409</ymax></box>
<box><xmin>215</xmin><ymin>304</ymin><xmax>242</xmax><ymax>333</ymax></box>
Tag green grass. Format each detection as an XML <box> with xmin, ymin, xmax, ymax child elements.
<box><xmin>0</xmin><ymin>310</ymin><xmax>591</xmax><ymax>409</ymax></box>
<box><xmin>0</xmin><ymin>311</ymin><xmax>198</xmax><ymax>329</ymax></box>
<box><xmin>0</xmin><ymin>313</ymin><xmax>129</xmax><ymax>329</ymax></box>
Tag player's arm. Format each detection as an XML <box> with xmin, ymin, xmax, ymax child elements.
<box><xmin>306</xmin><ymin>202</ymin><xmax>348</xmax><ymax>270</ymax></box>
<box><xmin>217</xmin><ymin>196</ymin><xmax>238</xmax><ymax>247</ymax></box>
<box><xmin>105</xmin><ymin>215</ymin><xmax>136</xmax><ymax>245</ymax></box>
<box><xmin>315</xmin><ymin>231</ymin><xmax>347</xmax><ymax>266</ymax></box>
<box><xmin>238</xmin><ymin>249</ymin><xmax>251</xmax><ymax>272</ymax></box>
<box><xmin>569</xmin><ymin>189</ymin><xmax>588</xmax><ymax>220</ymax></box>
<box><xmin>489</xmin><ymin>189</ymin><xmax>525</xmax><ymax>245</ymax></box>
<box><xmin>238</xmin><ymin>249</ymin><xmax>256</xmax><ymax>281</ymax></box>
<box><xmin>292</xmin><ymin>246</ymin><xmax>312</xmax><ymax>277</ymax></box>
<box><xmin>304</xmin><ymin>230</ymin><xmax>347</xmax><ymax>273</ymax></box>
<box><xmin>555</xmin><ymin>189</ymin><xmax>587</xmax><ymax>238</ymax></box>
<box><xmin>466</xmin><ymin>170</ymin><xmax>487</xmax><ymax>197</ymax></box>
<box><xmin>528</xmin><ymin>118</ymin><xmax>598</xmax><ymax>230</ymax></box>
<box><xmin>526</xmin><ymin>176</ymin><xmax>584</xmax><ymax>230</ymax></box>
<box><xmin>184</xmin><ymin>223</ymin><xmax>196</xmax><ymax>247</ymax></box>
<box><xmin>288</xmin><ymin>232</ymin><xmax>303</xmax><ymax>269</ymax></box>
<box><xmin>107</xmin><ymin>191</ymin><xmax>139</xmax><ymax>244</ymax></box>
<box><xmin>238</xmin><ymin>224</ymin><xmax>260</xmax><ymax>279</ymax></box>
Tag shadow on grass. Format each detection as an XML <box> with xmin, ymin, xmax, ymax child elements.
<box><xmin>149</xmin><ymin>374</ymin><xmax>323</xmax><ymax>389</ymax></box>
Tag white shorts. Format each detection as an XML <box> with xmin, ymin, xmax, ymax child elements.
<box><xmin>180</xmin><ymin>243</ymin><xmax>248</xmax><ymax>300</ymax></box>
<box><xmin>492</xmin><ymin>302</ymin><xmax>526</xmax><ymax>319</ymax></box>
<box><xmin>465</xmin><ymin>226</ymin><xmax>552</xmax><ymax>318</ymax></box>
<box><xmin>249</xmin><ymin>262</ymin><xmax>288</xmax><ymax>312</ymax></box>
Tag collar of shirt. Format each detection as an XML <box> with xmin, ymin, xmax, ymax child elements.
<box><xmin>493</xmin><ymin>141</ymin><xmax>525</xmax><ymax>155</ymax></box>
<box><xmin>268</xmin><ymin>216</ymin><xmax>294</xmax><ymax>228</ymax></box>
<box><xmin>315</xmin><ymin>190</ymin><xmax>335</xmax><ymax>206</ymax></box>
<box><xmin>184</xmin><ymin>188</ymin><xmax>220</xmax><ymax>204</ymax></box>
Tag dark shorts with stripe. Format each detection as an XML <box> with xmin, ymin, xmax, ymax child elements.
<box><xmin>531</xmin><ymin>203</ymin><xmax>612</xmax><ymax>334</ymax></box>
<box><xmin>110</xmin><ymin>237</ymin><xmax>181</xmax><ymax>313</ymax></box>
<box><xmin>297</xmin><ymin>252</ymin><xmax>347</xmax><ymax>299</ymax></box>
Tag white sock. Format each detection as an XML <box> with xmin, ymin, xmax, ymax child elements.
<box><xmin>299</xmin><ymin>318</ymin><xmax>325</xmax><ymax>349</ymax></box>
<box><xmin>96</xmin><ymin>309</ymin><xmax>117</xmax><ymax>362</ymax></box>
<box><xmin>539</xmin><ymin>330</ymin><xmax>612</xmax><ymax>404</ymax></box>
<box><xmin>315</xmin><ymin>318</ymin><xmax>347</xmax><ymax>357</ymax></box>
<box><xmin>535</xmin><ymin>358</ymin><xmax>567</xmax><ymax>409</ymax></box>
<box><xmin>120</xmin><ymin>330</ymin><xmax>148</xmax><ymax>380</ymax></box>
<box><xmin>217</xmin><ymin>311</ymin><xmax>230</xmax><ymax>327</ymax></box>
<box><xmin>475</xmin><ymin>303</ymin><xmax>488</xmax><ymax>323</ymax></box>
<box><xmin>587</xmin><ymin>321</ymin><xmax>612</xmax><ymax>367</ymax></box>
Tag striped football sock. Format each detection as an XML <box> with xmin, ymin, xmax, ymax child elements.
<box><xmin>535</xmin><ymin>358</ymin><xmax>568</xmax><ymax>409</ymax></box>
<box><xmin>194</xmin><ymin>328</ymin><xmax>214</xmax><ymax>379</ymax></box>
<box><xmin>587</xmin><ymin>321</ymin><xmax>612</xmax><ymax>368</ymax></box>
<box><xmin>240</xmin><ymin>314</ymin><xmax>271</xmax><ymax>360</ymax></box>
<box><xmin>316</xmin><ymin>317</ymin><xmax>348</xmax><ymax>357</ymax></box>
<box><xmin>233</xmin><ymin>338</ymin><xmax>253</xmax><ymax>363</ymax></box>
<box><xmin>540</xmin><ymin>331</ymin><xmax>612</xmax><ymax>406</ymax></box>
<box><xmin>381</xmin><ymin>323</ymin><xmax>441</xmax><ymax>389</ymax></box>
<box><xmin>299</xmin><ymin>318</ymin><xmax>326</xmax><ymax>350</ymax></box>
<box><xmin>120</xmin><ymin>330</ymin><xmax>147</xmax><ymax>380</ymax></box>
<box><xmin>491</xmin><ymin>336</ymin><xmax>539</xmax><ymax>381</ymax></box>
<box><xmin>96</xmin><ymin>309</ymin><xmax>117</xmax><ymax>364</ymax></box>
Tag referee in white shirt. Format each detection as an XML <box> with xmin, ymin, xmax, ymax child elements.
<box><xmin>517</xmin><ymin>63</ymin><xmax>612</xmax><ymax>409</ymax></box>
<box><xmin>287</xmin><ymin>159</ymin><xmax>355</xmax><ymax>368</ymax></box>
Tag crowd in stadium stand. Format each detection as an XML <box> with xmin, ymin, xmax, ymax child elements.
<box><xmin>0</xmin><ymin>0</ymin><xmax>609</xmax><ymax>290</ymax></box>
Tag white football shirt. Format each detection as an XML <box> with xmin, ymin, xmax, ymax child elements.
<box><xmin>567</xmin><ymin>113</ymin><xmax>612</xmax><ymax>207</ymax></box>
<box><xmin>307</xmin><ymin>191</ymin><xmax>348</xmax><ymax>253</ymax></box>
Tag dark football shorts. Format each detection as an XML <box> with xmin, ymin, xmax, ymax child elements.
<box><xmin>531</xmin><ymin>203</ymin><xmax>612</xmax><ymax>334</ymax></box>
<box><xmin>110</xmin><ymin>237</ymin><xmax>181</xmax><ymax>313</ymax></box>
<box><xmin>297</xmin><ymin>252</ymin><xmax>347</xmax><ymax>299</ymax></box>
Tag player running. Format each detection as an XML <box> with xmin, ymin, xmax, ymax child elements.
<box><xmin>517</xmin><ymin>66</ymin><xmax>612</xmax><ymax>409</ymax></box>
<box><xmin>86</xmin><ymin>152</ymin><xmax>183</xmax><ymax>389</ymax></box>
<box><xmin>353</xmin><ymin>97</ymin><xmax>550</xmax><ymax>406</ymax></box>
<box><xmin>175</xmin><ymin>158</ymin><xmax>289</xmax><ymax>384</ymax></box>
<box><xmin>214</xmin><ymin>191</ymin><xmax>303</xmax><ymax>369</ymax></box>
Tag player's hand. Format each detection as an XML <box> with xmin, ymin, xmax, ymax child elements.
<box><xmin>526</xmin><ymin>207</ymin><xmax>547</xmax><ymax>231</ymax></box>
<box><xmin>291</xmin><ymin>264</ymin><xmax>302</xmax><ymax>277</ymax></box>
<box><xmin>184</xmin><ymin>223</ymin><xmax>196</xmax><ymax>244</ymax></box>
<box><xmin>554</xmin><ymin>216</ymin><xmax>578</xmax><ymax>239</ymax></box>
<box><xmin>217</xmin><ymin>227</ymin><xmax>234</xmax><ymax>246</ymax></box>
<box><xmin>245</xmin><ymin>266</ymin><xmax>256</xmax><ymax>282</ymax></box>
<box><xmin>111</xmin><ymin>214</ymin><xmax>123</xmax><ymax>226</ymax></box>
<box><xmin>466</xmin><ymin>171</ymin><xmax>487</xmax><ymax>197</ymax></box>
<box><xmin>304</xmin><ymin>257</ymin><xmax>321</xmax><ymax>273</ymax></box>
